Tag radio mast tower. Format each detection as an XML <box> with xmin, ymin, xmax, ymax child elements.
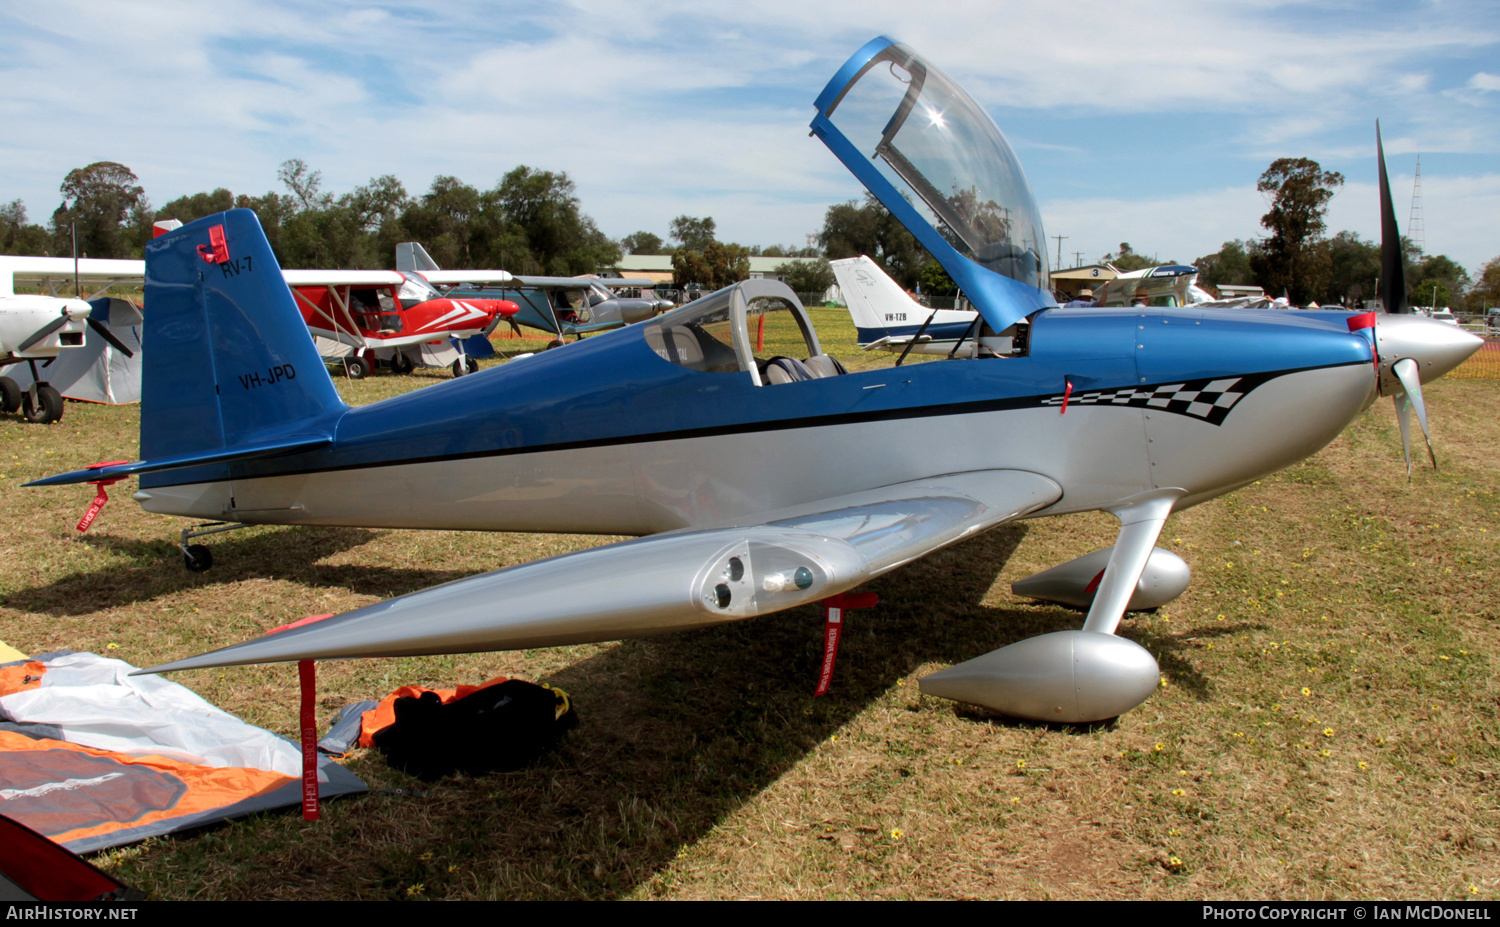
<box><xmin>1408</xmin><ymin>154</ymin><xmax>1426</xmax><ymax>256</ymax></box>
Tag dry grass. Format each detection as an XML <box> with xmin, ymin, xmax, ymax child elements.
<box><xmin>0</xmin><ymin>323</ymin><xmax>1496</xmax><ymax>900</ymax></box>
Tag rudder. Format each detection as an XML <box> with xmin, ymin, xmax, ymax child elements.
<box><xmin>141</xmin><ymin>209</ymin><xmax>345</xmax><ymax>463</ymax></box>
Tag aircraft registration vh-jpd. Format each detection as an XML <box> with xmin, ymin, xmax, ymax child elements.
<box><xmin>31</xmin><ymin>37</ymin><xmax>1482</xmax><ymax>723</ymax></box>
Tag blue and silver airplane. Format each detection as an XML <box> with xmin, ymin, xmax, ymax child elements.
<box><xmin>30</xmin><ymin>37</ymin><xmax>1481</xmax><ymax>723</ymax></box>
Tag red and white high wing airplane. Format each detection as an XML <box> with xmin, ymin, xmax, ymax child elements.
<box><xmin>286</xmin><ymin>270</ymin><xmax>519</xmax><ymax>379</ymax></box>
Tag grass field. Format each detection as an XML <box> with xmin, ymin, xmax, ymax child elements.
<box><xmin>1</xmin><ymin>313</ymin><xmax>1496</xmax><ymax>900</ymax></box>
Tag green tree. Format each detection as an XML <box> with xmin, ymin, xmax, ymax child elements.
<box><xmin>278</xmin><ymin>158</ymin><xmax>330</xmax><ymax>212</ymax></box>
<box><xmin>1193</xmin><ymin>240</ymin><xmax>1255</xmax><ymax>293</ymax></box>
<box><xmin>1249</xmin><ymin>157</ymin><xmax>1343</xmax><ymax>304</ymax></box>
<box><xmin>669</xmin><ymin>216</ymin><xmax>716</xmax><ymax>252</ymax></box>
<box><xmin>495</xmin><ymin>166</ymin><xmax>620</xmax><ymax>276</ymax></box>
<box><xmin>1323</xmin><ymin>231</ymin><xmax>1380</xmax><ymax>307</ymax></box>
<box><xmin>621</xmin><ymin>231</ymin><xmax>663</xmax><ymax>255</ymax></box>
<box><xmin>50</xmin><ymin>161</ymin><xmax>150</xmax><ymax>259</ymax></box>
<box><xmin>672</xmin><ymin>240</ymin><xmax>749</xmax><ymax>290</ymax></box>
<box><xmin>773</xmin><ymin>258</ymin><xmax>834</xmax><ymax>296</ymax></box>
<box><xmin>1102</xmin><ymin>242</ymin><xmax>1157</xmax><ymax>272</ymax></box>
<box><xmin>918</xmin><ymin>260</ymin><xmax>958</xmax><ymax>296</ymax></box>
<box><xmin>157</xmin><ymin>188</ymin><xmax>236</xmax><ymax>225</ymax></box>
<box><xmin>234</xmin><ymin>191</ymin><xmax>293</xmax><ymax>260</ymax></box>
<box><xmin>1471</xmin><ymin>255</ymin><xmax>1500</xmax><ymax>311</ymax></box>
<box><xmin>1</xmin><ymin>200</ymin><xmax>53</xmax><ymax>256</ymax></box>
<box><xmin>1409</xmin><ymin>253</ymin><xmax>1469</xmax><ymax>311</ymax></box>
<box><xmin>818</xmin><ymin>194</ymin><xmax>929</xmax><ymax>290</ymax></box>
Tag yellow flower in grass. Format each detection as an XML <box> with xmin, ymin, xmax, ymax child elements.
<box><xmin>1323</xmin><ymin>728</ymin><xmax>1335</xmax><ymax>738</ymax></box>
<box><xmin>890</xmin><ymin>828</ymin><xmax>904</xmax><ymax>841</ymax></box>
<box><xmin>1016</xmin><ymin>759</ymin><xmax>1027</xmax><ymax>770</ymax></box>
<box><xmin>1302</xmin><ymin>687</ymin><xmax>1311</xmax><ymax>696</ymax></box>
<box><xmin>1154</xmin><ymin>743</ymin><xmax>1165</xmax><ymax>752</ymax></box>
<box><xmin>1358</xmin><ymin>761</ymin><xmax>1369</xmax><ymax>770</ymax></box>
<box><xmin>1172</xmin><ymin>788</ymin><xmax>1186</xmax><ymax>796</ymax></box>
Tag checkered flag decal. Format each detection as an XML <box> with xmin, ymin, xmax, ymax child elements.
<box><xmin>1041</xmin><ymin>372</ymin><xmax>1276</xmax><ymax>426</ymax></box>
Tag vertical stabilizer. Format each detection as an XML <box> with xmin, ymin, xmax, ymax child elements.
<box><xmin>830</xmin><ymin>255</ymin><xmax>928</xmax><ymax>332</ymax></box>
<box><xmin>395</xmin><ymin>242</ymin><xmax>441</xmax><ymax>273</ymax></box>
<box><xmin>141</xmin><ymin>209</ymin><xmax>345</xmax><ymax>464</ymax></box>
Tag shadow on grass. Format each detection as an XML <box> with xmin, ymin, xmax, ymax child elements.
<box><xmin>114</xmin><ymin>524</ymin><xmax>1036</xmax><ymax>899</ymax></box>
<box><xmin>4</xmin><ymin>527</ymin><xmax>481</xmax><ymax>615</ymax></box>
<box><xmin>107</xmin><ymin>523</ymin><xmax>1262</xmax><ymax>900</ymax></box>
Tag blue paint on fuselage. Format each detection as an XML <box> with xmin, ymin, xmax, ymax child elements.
<box><xmin>146</xmin><ymin>306</ymin><xmax>1374</xmax><ymax>489</ymax></box>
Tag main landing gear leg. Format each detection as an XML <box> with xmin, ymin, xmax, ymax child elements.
<box><xmin>178</xmin><ymin>521</ymin><xmax>253</xmax><ymax>572</ymax></box>
<box><xmin>920</xmin><ymin>491</ymin><xmax>1182</xmax><ymax>723</ymax></box>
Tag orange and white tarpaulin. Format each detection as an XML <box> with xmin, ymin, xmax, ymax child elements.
<box><xmin>0</xmin><ymin>651</ymin><xmax>365</xmax><ymax>851</ymax></box>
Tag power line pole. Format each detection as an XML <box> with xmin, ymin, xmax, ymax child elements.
<box><xmin>1052</xmin><ymin>235</ymin><xmax>1068</xmax><ymax>270</ymax></box>
<box><xmin>1073</xmin><ymin>251</ymin><xmax>1085</xmax><ymax>267</ymax></box>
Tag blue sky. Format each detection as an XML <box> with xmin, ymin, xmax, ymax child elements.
<box><xmin>4</xmin><ymin>0</ymin><xmax>1498</xmax><ymax>275</ymax></box>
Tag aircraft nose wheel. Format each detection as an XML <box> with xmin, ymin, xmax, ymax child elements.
<box><xmin>22</xmin><ymin>385</ymin><xmax>63</xmax><ymax>424</ymax></box>
<box><xmin>343</xmin><ymin>356</ymin><xmax>371</xmax><ymax>380</ymax></box>
<box><xmin>183</xmin><ymin>545</ymin><xmax>213</xmax><ymax>572</ymax></box>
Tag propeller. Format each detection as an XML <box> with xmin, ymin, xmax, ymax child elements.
<box><xmin>1391</xmin><ymin>357</ymin><xmax>1436</xmax><ymax>476</ymax></box>
<box><xmin>16</xmin><ymin>315</ymin><xmax>70</xmax><ymax>354</ymax></box>
<box><xmin>86</xmin><ymin>317</ymin><xmax>135</xmax><ymax>358</ymax></box>
<box><xmin>1369</xmin><ymin>121</ymin><xmax>1482</xmax><ymax>477</ymax></box>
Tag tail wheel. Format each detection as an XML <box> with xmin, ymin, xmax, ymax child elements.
<box><xmin>22</xmin><ymin>385</ymin><xmax>63</xmax><ymax>424</ymax></box>
<box><xmin>183</xmin><ymin>545</ymin><xmax>212</xmax><ymax>572</ymax></box>
<box><xmin>0</xmin><ymin>377</ymin><xmax>19</xmax><ymax>414</ymax></box>
<box><xmin>464</xmin><ymin>356</ymin><xmax>479</xmax><ymax>374</ymax></box>
<box><xmin>451</xmin><ymin>359</ymin><xmax>468</xmax><ymax>378</ymax></box>
<box><xmin>391</xmin><ymin>352</ymin><xmax>414</xmax><ymax>374</ymax></box>
<box><xmin>344</xmin><ymin>356</ymin><xmax>370</xmax><ymax>379</ymax></box>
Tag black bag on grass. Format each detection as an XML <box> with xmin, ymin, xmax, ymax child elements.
<box><xmin>373</xmin><ymin>679</ymin><xmax>576</xmax><ymax>781</ymax></box>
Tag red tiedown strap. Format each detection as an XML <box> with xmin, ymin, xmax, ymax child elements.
<box><xmin>815</xmin><ymin>592</ymin><xmax>879</xmax><ymax>696</ymax></box>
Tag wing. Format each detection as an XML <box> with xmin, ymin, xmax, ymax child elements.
<box><xmin>1</xmin><ymin>257</ymin><xmax>145</xmax><ymax>297</ymax></box>
<box><xmin>409</xmin><ymin>270</ymin><xmax>515</xmax><ymax>285</ymax></box>
<box><xmin>141</xmin><ymin>469</ymin><xmax>1060</xmax><ymax>673</ymax></box>
<box><xmin>279</xmin><ymin>270</ymin><xmax>407</xmax><ymax>287</ymax></box>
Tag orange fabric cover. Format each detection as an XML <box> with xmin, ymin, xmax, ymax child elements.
<box><xmin>357</xmin><ymin>676</ymin><xmax>509</xmax><ymax>748</ymax></box>
<box><xmin>0</xmin><ymin>661</ymin><xmax>47</xmax><ymax>695</ymax></box>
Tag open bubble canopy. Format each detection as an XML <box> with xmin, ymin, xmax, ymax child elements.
<box><xmin>811</xmin><ymin>37</ymin><xmax>1055</xmax><ymax>335</ymax></box>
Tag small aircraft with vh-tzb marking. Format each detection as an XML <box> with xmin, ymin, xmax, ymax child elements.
<box><xmin>29</xmin><ymin>37</ymin><xmax>1481</xmax><ymax>724</ymax></box>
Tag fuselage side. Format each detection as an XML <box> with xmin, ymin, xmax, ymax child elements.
<box><xmin>136</xmin><ymin>307</ymin><xmax>1377</xmax><ymax>533</ymax></box>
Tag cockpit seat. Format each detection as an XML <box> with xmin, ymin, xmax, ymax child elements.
<box><xmin>762</xmin><ymin>356</ymin><xmax>814</xmax><ymax>384</ymax></box>
<box><xmin>802</xmin><ymin>354</ymin><xmax>848</xmax><ymax>378</ymax></box>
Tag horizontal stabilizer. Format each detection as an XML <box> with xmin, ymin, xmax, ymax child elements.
<box><xmin>141</xmin><ymin>470</ymin><xmax>1059</xmax><ymax>673</ymax></box>
<box><xmin>26</xmin><ymin>434</ymin><xmax>331</xmax><ymax>487</ymax></box>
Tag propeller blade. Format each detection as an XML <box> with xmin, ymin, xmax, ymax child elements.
<box><xmin>16</xmin><ymin>316</ymin><xmax>69</xmax><ymax>354</ymax></box>
<box><xmin>1376</xmin><ymin>121</ymin><xmax>1409</xmax><ymax>315</ymax></box>
<box><xmin>1392</xmin><ymin>356</ymin><xmax>1437</xmax><ymax>470</ymax></box>
<box><xmin>86</xmin><ymin>318</ymin><xmax>134</xmax><ymax>358</ymax></box>
<box><xmin>1392</xmin><ymin>392</ymin><xmax>1413</xmax><ymax>478</ymax></box>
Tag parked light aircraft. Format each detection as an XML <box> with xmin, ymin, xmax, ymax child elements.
<box><xmin>30</xmin><ymin>37</ymin><xmax>1482</xmax><ymax>723</ymax></box>
<box><xmin>832</xmin><ymin>254</ymin><xmax>983</xmax><ymax>356</ymax></box>
<box><xmin>287</xmin><ymin>269</ymin><xmax>519</xmax><ymax>378</ymax></box>
<box><xmin>834</xmin><ymin>256</ymin><xmax>1217</xmax><ymax>360</ymax></box>
<box><xmin>397</xmin><ymin>242</ymin><xmax>671</xmax><ymax>345</ymax></box>
<box><xmin>0</xmin><ymin>256</ymin><xmax>145</xmax><ymax>423</ymax></box>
